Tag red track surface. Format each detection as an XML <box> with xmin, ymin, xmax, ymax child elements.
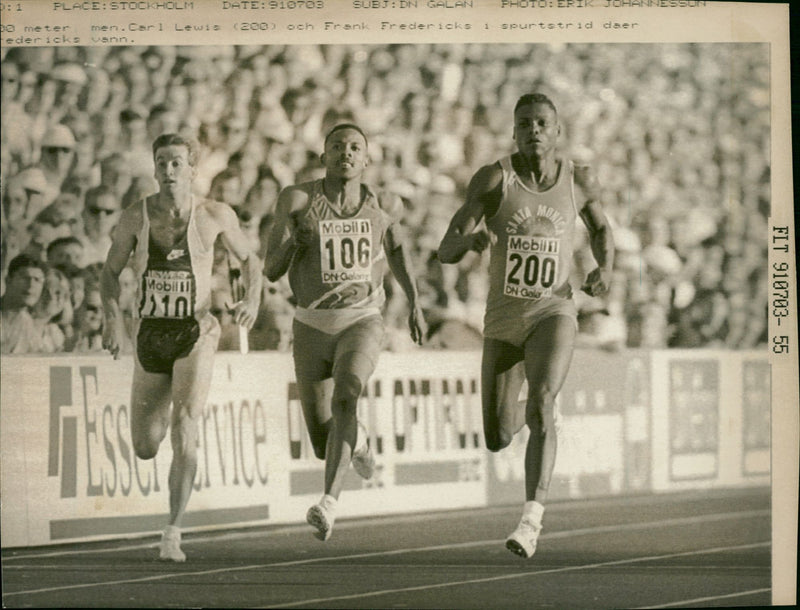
<box><xmin>2</xmin><ymin>487</ymin><xmax>772</xmax><ymax>608</ymax></box>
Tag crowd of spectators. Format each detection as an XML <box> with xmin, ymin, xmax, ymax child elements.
<box><xmin>1</xmin><ymin>42</ymin><xmax>770</xmax><ymax>354</ymax></box>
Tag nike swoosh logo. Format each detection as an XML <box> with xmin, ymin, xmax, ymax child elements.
<box><xmin>166</xmin><ymin>249</ymin><xmax>185</xmax><ymax>261</ymax></box>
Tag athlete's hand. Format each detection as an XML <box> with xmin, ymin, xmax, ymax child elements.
<box><xmin>581</xmin><ymin>267</ymin><xmax>612</xmax><ymax>297</ymax></box>
<box><xmin>407</xmin><ymin>302</ymin><xmax>427</xmax><ymax>346</ymax></box>
<box><xmin>470</xmin><ymin>230</ymin><xmax>491</xmax><ymax>254</ymax></box>
<box><xmin>228</xmin><ymin>299</ymin><xmax>259</xmax><ymax>331</ymax></box>
<box><xmin>102</xmin><ymin>316</ymin><xmax>125</xmax><ymax>359</ymax></box>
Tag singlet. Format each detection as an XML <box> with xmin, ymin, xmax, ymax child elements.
<box><xmin>289</xmin><ymin>180</ymin><xmax>392</xmax><ymax>334</ymax></box>
<box><xmin>484</xmin><ymin>156</ymin><xmax>579</xmax><ymax>335</ymax></box>
<box><xmin>129</xmin><ymin>196</ymin><xmax>214</xmax><ymax>321</ymax></box>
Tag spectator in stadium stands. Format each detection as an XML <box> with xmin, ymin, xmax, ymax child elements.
<box><xmin>79</xmin><ymin>185</ymin><xmax>122</xmax><ymax>266</ymax></box>
<box><xmin>100</xmin><ymin>153</ymin><xmax>135</xmax><ymax>204</ymax></box>
<box><xmin>36</xmin><ymin>124</ymin><xmax>77</xmax><ymax>206</ymax></box>
<box><xmin>1</xmin><ymin>254</ymin><xmax>48</xmax><ymax>354</ymax></box>
<box><xmin>33</xmin><ymin>265</ymin><xmax>73</xmax><ymax>352</ymax></box>
<box><xmin>71</xmin><ymin>282</ymin><xmax>105</xmax><ymax>353</ymax></box>
<box><xmin>46</xmin><ymin>236</ymin><xmax>85</xmax><ymax>269</ymax></box>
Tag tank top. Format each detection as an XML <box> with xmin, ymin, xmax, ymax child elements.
<box><xmin>289</xmin><ymin>180</ymin><xmax>391</xmax><ymax>313</ymax></box>
<box><xmin>484</xmin><ymin>156</ymin><xmax>579</xmax><ymax>329</ymax></box>
<box><xmin>129</xmin><ymin>196</ymin><xmax>214</xmax><ymax>321</ymax></box>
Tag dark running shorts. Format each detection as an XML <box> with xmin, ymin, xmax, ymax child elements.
<box><xmin>136</xmin><ymin>317</ymin><xmax>201</xmax><ymax>374</ymax></box>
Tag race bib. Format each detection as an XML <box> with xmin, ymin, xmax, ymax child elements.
<box><xmin>318</xmin><ymin>218</ymin><xmax>373</xmax><ymax>284</ymax></box>
<box><xmin>140</xmin><ymin>269</ymin><xmax>195</xmax><ymax>318</ymax></box>
<box><xmin>503</xmin><ymin>235</ymin><xmax>560</xmax><ymax>300</ymax></box>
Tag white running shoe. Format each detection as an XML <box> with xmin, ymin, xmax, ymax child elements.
<box><xmin>351</xmin><ymin>421</ymin><xmax>375</xmax><ymax>480</ymax></box>
<box><xmin>159</xmin><ymin>528</ymin><xmax>186</xmax><ymax>562</ymax></box>
<box><xmin>306</xmin><ymin>502</ymin><xmax>335</xmax><ymax>541</ymax></box>
<box><xmin>505</xmin><ymin>518</ymin><xmax>541</xmax><ymax>558</ymax></box>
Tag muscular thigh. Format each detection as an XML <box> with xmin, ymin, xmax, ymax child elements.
<box><xmin>481</xmin><ymin>338</ymin><xmax>526</xmax><ymax>430</ymax></box>
<box><xmin>332</xmin><ymin>315</ymin><xmax>383</xmax><ymax>389</ymax></box>
<box><xmin>130</xmin><ymin>355</ymin><xmax>172</xmax><ymax>437</ymax></box>
<box><xmin>172</xmin><ymin>314</ymin><xmax>221</xmax><ymax>421</ymax></box>
<box><xmin>293</xmin><ymin>320</ymin><xmax>336</xmax><ymax>382</ymax></box>
<box><xmin>522</xmin><ymin>314</ymin><xmax>577</xmax><ymax>401</ymax></box>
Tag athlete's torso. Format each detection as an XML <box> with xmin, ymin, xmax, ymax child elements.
<box><xmin>485</xmin><ymin>156</ymin><xmax>579</xmax><ymax>323</ymax></box>
<box><xmin>130</xmin><ymin>196</ymin><xmax>215</xmax><ymax>321</ymax></box>
<box><xmin>288</xmin><ymin>180</ymin><xmax>392</xmax><ymax>311</ymax></box>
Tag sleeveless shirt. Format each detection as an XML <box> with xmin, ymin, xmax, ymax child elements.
<box><xmin>289</xmin><ymin>180</ymin><xmax>392</xmax><ymax>308</ymax></box>
<box><xmin>484</xmin><ymin>156</ymin><xmax>579</xmax><ymax>336</ymax></box>
<box><xmin>129</xmin><ymin>196</ymin><xmax>214</xmax><ymax>321</ymax></box>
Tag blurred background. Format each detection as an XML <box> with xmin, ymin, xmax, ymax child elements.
<box><xmin>1</xmin><ymin>42</ymin><xmax>770</xmax><ymax>355</ymax></box>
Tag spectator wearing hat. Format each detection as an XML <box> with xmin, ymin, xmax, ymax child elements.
<box><xmin>1</xmin><ymin>254</ymin><xmax>48</xmax><ymax>354</ymax></box>
<box><xmin>36</xmin><ymin>124</ymin><xmax>77</xmax><ymax>205</ymax></box>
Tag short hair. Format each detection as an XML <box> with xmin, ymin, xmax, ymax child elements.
<box><xmin>324</xmin><ymin>123</ymin><xmax>368</xmax><ymax>148</ymax></box>
<box><xmin>7</xmin><ymin>253</ymin><xmax>47</xmax><ymax>279</ymax></box>
<box><xmin>514</xmin><ymin>93</ymin><xmax>558</xmax><ymax>116</ymax></box>
<box><xmin>151</xmin><ymin>133</ymin><xmax>199</xmax><ymax>167</ymax></box>
<box><xmin>47</xmin><ymin>236</ymin><xmax>84</xmax><ymax>257</ymax></box>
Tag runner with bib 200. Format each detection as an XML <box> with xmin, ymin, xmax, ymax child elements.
<box><xmin>266</xmin><ymin>123</ymin><xmax>425</xmax><ymax>542</ymax></box>
<box><xmin>438</xmin><ymin>94</ymin><xmax>615</xmax><ymax>559</ymax></box>
<box><xmin>101</xmin><ymin>133</ymin><xmax>261</xmax><ymax>562</ymax></box>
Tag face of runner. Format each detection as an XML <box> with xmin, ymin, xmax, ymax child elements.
<box><xmin>322</xmin><ymin>128</ymin><xmax>368</xmax><ymax>181</ymax></box>
<box><xmin>514</xmin><ymin>102</ymin><xmax>560</xmax><ymax>160</ymax></box>
<box><xmin>154</xmin><ymin>144</ymin><xmax>196</xmax><ymax>201</ymax></box>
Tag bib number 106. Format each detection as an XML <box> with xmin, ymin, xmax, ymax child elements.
<box><xmin>323</xmin><ymin>237</ymin><xmax>370</xmax><ymax>271</ymax></box>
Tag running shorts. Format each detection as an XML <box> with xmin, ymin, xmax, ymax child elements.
<box><xmin>136</xmin><ymin>317</ymin><xmax>201</xmax><ymax>374</ymax></box>
<box><xmin>292</xmin><ymin>314</ymin><xmax>384</xmax><ymax>382</ymax></box>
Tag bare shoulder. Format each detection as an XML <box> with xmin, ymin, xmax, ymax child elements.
<box><xmin>571</xmin><ymin>160</ymin><xmax>599</xmax><ymax>191</ymax></box>
<box><xmin>198</xmin><ymin>198</ymin><xmax>237</xmax><ymax>224</ymax></box>
<box><xmin>277</xmin><ymin>182</ymin><xmax>313</xmax><ymax>213</ymax></box>
<box><xmin>375</xmin><ymin>188</ymin><xmax>403</xmax><ymax>220</ymax></box>
<box><xmin>471</xmin><ymin>161</ymin><xmax>504</xmax><ymax>194</ymax></box>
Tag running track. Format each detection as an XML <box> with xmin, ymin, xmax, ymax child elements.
<box><xmin>2</xmin><ymin>487</ymin><xmax>772</xmax><ymax>608</ymax></box>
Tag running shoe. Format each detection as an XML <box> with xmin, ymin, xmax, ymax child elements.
<box><xmin>159</xmin><ymin>527</ymin><xmax>186</xmax><ymax>562</ymax></box>
<box><xmin>505</xmin><ymin>518</ymin><xmax>541</xmax><ymax>558</ymax></box>
<box><xmin>351</xmin><ymin>421</ymin><xmax>375</xmax><ymax>480</ymax></box>
<box><xmin>306</xmin><ymin>502</ymin><xmax>335</xmax><ymax>541</ymax></box>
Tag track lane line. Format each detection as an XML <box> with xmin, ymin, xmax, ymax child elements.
<box><xmin>262</xmin><ymin>542</ymin><xmax>770</xmax><ymax>609</ymax></box>
<box><xmin>637</xmin><ymin>587</ymin><xmax>771</xmax><ymax>608</ymax></box>
<box><xmin>3</xmin><ymin>510</ymin><xmax>769</xmax><ymax>598</ymax></box>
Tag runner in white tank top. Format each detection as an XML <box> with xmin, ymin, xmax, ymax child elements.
<box><xmin>438</xmin><ymin>94</ymin><xmax>615</xmax><ymax>559</ymax></box>
<box><xmin>100</xmin><ymin>134</ymin><xmax>262</xmax><ymax>562</ymax></box>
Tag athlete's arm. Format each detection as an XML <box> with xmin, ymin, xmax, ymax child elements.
<box><xmin>575</xmin><ymin>163</ymin><xmax>615</xmax><ymax>297</ymax></box>
<box><xmin>100</xmin><ymin>203</ymin><xmax>140</xmax><ymax>358</ymax></box>
<box><xmin>383</xmin><ymin>193</ymin><xmax>427</xmax><ymax>346</ymax></box>
<box><xmin>215</xmin><ymin>203</ymin><xmax>262</xmax><ymax>330</ymax></box>
<box><xmin>436</xmin><ymin>164</ymin><xmax>501</xmax><ymax>264</ymax></box>
<box><xmin>264</xmin><ymin>186</ymin><xmax>311</xmax><ymax>283</ymax></box>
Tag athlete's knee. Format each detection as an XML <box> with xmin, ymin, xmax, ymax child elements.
<box><xmin>133</xmin><ymin>438</ymin><xmax>160</xmax><ymax>460</ymax></box>
<box><xmin>170</xmin><ymin>412</ymin><xmax>200</xmax><ymax>458</ymax></box>
<box><xmin>331</xmin><ymin>371</ymin><xmax>364</xmax><ymax>413</ymax></box>
<box><xmin>526</xmin><ymin>395</ymin><xmax>557</xmax><ymax>437</ymax></box>
<box><xmin>484</xmin><ymin>428</ymin><xmax>514</xmax><ymax>452</ymax></box>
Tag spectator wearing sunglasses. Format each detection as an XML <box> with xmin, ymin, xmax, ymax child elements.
<box><xmin>79</xmin><ymin>185</ymin><xmax>122</xmax><ymax>266</ymax></box>
<box><xmin>36</xmin><ymin>124</ymin><xmax>77</xmax><ymax>206</ymax></box>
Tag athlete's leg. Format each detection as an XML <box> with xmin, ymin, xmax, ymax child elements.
<box><xmin>296</xmin><ymin>378</ymin><xmax>334</xmax><ymax>460</ymax></box>
<box><xmin>130</xmin><ymin>358</ymin><xmax>172</xmax><ymax>461</ymax></box>
<box><xmin>324</xmin><ymin>349</ymin><xmax>375</xmax><ymax>499</ymax></box>
<box><xmin>481</xmin><ymin>337</ymin><xmax>526</xmax><ymax>452</ymax></box>
<box><xmin>522</xmin><ymin>314</ymin><xmax>576</xmax><ymax>504</ymax></box>
<box><xmin>168</xmin><ymin>319</ymin><xmax>220</xmax><ymax>529</ymax></box>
